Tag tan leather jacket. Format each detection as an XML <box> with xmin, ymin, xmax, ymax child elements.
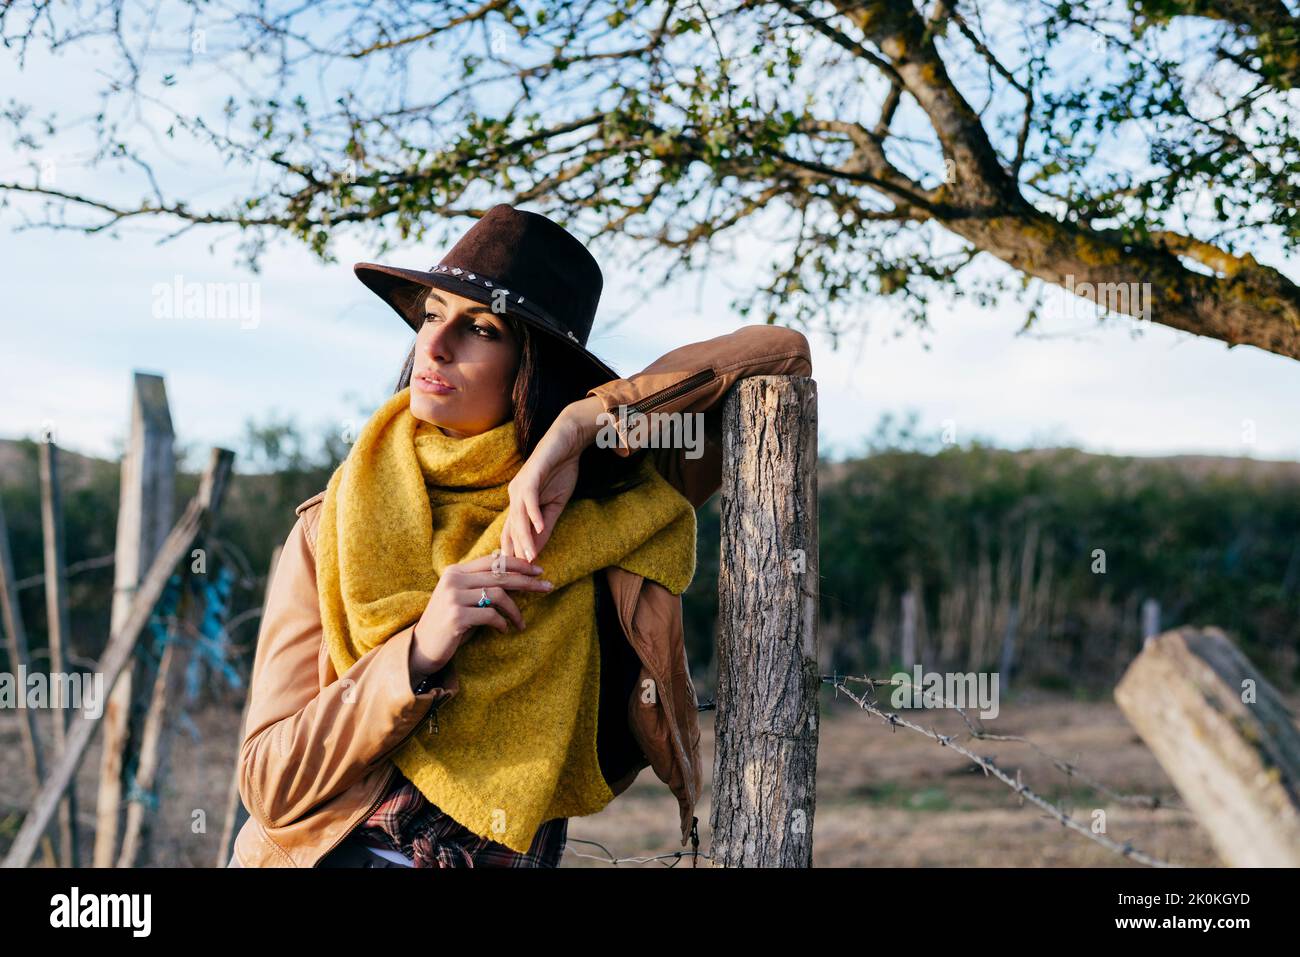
<box><xmin>230</xmin><ymin>324</ymin><xmax>813</xmax><ymax>866</ymax></box>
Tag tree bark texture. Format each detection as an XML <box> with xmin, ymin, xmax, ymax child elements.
<box><xmin>712</xmin><ymin>376</ymin><xmax>819</xmax><ymax>867</ymax></box>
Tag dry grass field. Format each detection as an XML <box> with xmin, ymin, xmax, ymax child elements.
<box><xmin>563</xmin><ymin>688</ymin><xmax>1224</xmax><ymax>868</ymax></box>
<box><xmin>0</xmin><ymin>687</ymin><xmax>1260</xmax><ymax>868</ymax></box>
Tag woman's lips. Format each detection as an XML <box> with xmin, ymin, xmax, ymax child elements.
<box><xmin>414</xmin><ymin>372</ymin><xmax>455</xmax><ymax>395</ymax></box>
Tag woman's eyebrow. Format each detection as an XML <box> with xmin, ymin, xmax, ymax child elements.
<box><xmin>424</xmin><ymin>292</ymin><xmax>499</xmax><ymax>318</ymax></box>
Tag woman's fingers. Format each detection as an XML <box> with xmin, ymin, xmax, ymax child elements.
<box><xmin>461</xmin><ymin>570</ymin><xmax>552</xmax><ymax>593</ymax></box>
<box><xmin>461</xmin><ymin>604</ymin><xmax>510</xmax><ymax>635</ymax></box>
<box><xmin>533</xmin><ymin>501</ymin><xmax>564</xmax><ymax>553</ymax></box>
<box><xmin>506</xmin><ymin>463</ymin><xmax>550</xmax><ymax>562</ymax></box>
<box><xmin>460</xmin><ymin>586</ymin><xmax>524</xmax><ymax>631</ymax></box>
<box><xmin>458</xmin><ymin>552</ymin><xmax>538</xmax><ymax>576</ymax></box>
<box><xmin>523</xmin><ymin>485</ymin><xmax>544</xmax><ymax>535</ymax></box>
<box><xmin>511</xmin><ymin>499</ymin><xmax>538</xmax><ymax>563</ymax></box>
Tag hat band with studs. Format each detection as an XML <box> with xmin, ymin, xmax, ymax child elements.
<box><xmin>426</xmin><ymin>263</ymin><xmax>582</xmax><ymax>344</ymax></box>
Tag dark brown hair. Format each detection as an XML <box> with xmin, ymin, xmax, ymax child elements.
<box><xmin>392</xmin><ymin>286</ymin><xmax>649</xmax><ymax>500</ymax></box>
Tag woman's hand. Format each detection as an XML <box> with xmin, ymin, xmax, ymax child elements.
<box><xmin>409</xmin><ymin>553</ymin><xmax>553</xmax><ymax>677</ymax></box>
<box><xmin>500</xmin><ymin>395</ymin><xmax>605</xmax><ymax>563</ymax></box>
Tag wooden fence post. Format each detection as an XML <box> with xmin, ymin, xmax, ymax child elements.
<box><xmin>117</xmin><ymin>454</ymin><xmax>234</xmax><ymax>867</ymax></box>
<box><xmin>712</xmin><ymin>375</ymin><xmax>819</xmax><ymax>867</ymax></box>
<box><xmin>0</xmin><ymin>493</ymin><xmax>59</xmax><ymax>867</ymax></box>
<box><xmin>900</xmin><ymin>589</ymin><xmax>917</xmax><ymax>670</ymax></box>
<box><xmin>39</xmin><ymin>440</ymin><xmax>79</xmax><ymax>866</ymax></box>
<box><xmin>96</xmin><ymin>372</ymin><xmax>175</xmax><ymax>866</ymax></box>
<box><xmin>1141</xmin><ymin>598</ymin><xmax>1160</xmax><ymax>645</ymax></box>
<box><xmin>1115</xmin><ymin>625</ymin><xmax>1300</xmax><ymax>866</ymax></box>
<box><xmin>3</xmin><ymin>447</ymin><xmax>233</xmax><ymax>870</ymax></box>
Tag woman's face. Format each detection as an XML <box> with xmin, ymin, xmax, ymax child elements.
<box><xmin>408</xmin><ymin>289</ymin><xmax>521</xmax><ymax>438</ymax></box>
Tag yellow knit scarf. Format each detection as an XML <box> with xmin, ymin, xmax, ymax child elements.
<box><xmin>315</xmin><ymin>387</ymin><xmax>697</xmax><ymax>853</ymax></box>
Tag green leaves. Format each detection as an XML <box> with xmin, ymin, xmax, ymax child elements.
<box><xmin>5</xmin><ymin>0</ymin><xmax>1295</xmax><ymax>347</ymax></box>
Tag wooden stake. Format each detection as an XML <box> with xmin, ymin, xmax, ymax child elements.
<box><xmin>1115</xmin><ymin>625</ymin><xmax>1300</xmax><ymax>866</ymax></box>
<box><xmin>712</xmin><ymin>376</ymin><xmax>819</xmax><ymax>868</ymax></box>
<box><xmin>39</xmin><ymin>441</ymin><xmax>79</xmax><ymax>866</ymax></box>
<box><xmin>118</xmin><ymin>460</ymin><xmax>234</xmax><ymax>868</ymax></box>
<box><xmin>114</xmin><ymin>596</ymin><xmax>192</xmax><ymax>868</ymax></box>
<box><xmin>0</xmin><ymin>493</ymin><xmax>59</xmax><ymax>867</ymax></box>
<box><xmin>3</xmin><ymin>447</ymin><xmax>233</xmax><ymax>870</ymax></box>
<box><xmin>96</xmin><ymin>372</ymin><xmax>175</xmax><ymax>867</ymax></box>
<box><xmin>900</xmin><ymin>589</ymin><xmax>917</xmax><ymax>670</ymax></box>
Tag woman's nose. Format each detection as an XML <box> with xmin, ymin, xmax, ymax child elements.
<box><xmin>424</xmin><ymin>321</ymin><xmax>452</xmax><ymax>361</ymax></box>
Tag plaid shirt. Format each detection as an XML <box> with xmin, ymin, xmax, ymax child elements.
<box><xmin>352</xmin><ymin>770</ymin><xmax>568</xmax><ymax>868</ymax></box>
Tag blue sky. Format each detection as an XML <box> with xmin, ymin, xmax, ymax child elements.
<box><xmin>3</xmin><ymin>7</ymin><xmax>1298</xmax><ymax>470</ymax></box>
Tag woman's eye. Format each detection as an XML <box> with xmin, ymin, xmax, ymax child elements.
<box><xmin>422</xmin><ymin>313</ymin><xmax>493</xmax><ymax>338</ymax></box>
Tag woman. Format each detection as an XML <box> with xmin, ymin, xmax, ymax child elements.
<box><xmin>230</xmin><ymin>204</ymin><xmax>813</xmax><ymax>868</ymax></box>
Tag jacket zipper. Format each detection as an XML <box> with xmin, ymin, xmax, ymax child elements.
<box><xmin>623</xmin><ymin>368</ymin><xmax>714</xmax><ymax>417</ymax></box>
<box><xmin>311</xmin><ymin>763</ymin><xmax>396</xmax><ymax>867</ymax></box>
<box><xmin>310</xmin><ymin>693</ymin><xmax>449</xmax><ymax>866</ymax></box>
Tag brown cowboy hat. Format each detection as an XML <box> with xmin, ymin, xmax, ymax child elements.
<box><xmin>354</xmin><ymin>203</ymin><xmax>619</xmax><ymax>382</ymax></box>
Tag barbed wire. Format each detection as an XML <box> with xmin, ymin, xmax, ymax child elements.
<box><xmin>8</xmin><ymin>537</ymin><xmax>1181</xmax><ymax>868</ymax></box>
<box><xmin>563</xmin><ymin>815</ymin><xmax>707</xmax><ymax>867</ymax></box>
<box><xmin>563</xmin><ymin>837</ymin><xmax>711</xmax><ymax>867</ymax></box>
<box><xmin>14</xmin><ymin>551</ymin><xmax>115</xmax><ymax>590</ymax></box>
<box><xmin>826</xmin><ymin>675</ymin><xmax>1180</xmax><ymax>868</ymax></box>
<box><xmin>823</xmin><ymin>673</ymin><xmax>1183</xmax><ymax>811</ymax></box>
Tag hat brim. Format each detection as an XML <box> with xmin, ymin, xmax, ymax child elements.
<box><xmin>354</xmin><ymin>261</ymin><xmax>620</xmax><ymax>382</ymax></box>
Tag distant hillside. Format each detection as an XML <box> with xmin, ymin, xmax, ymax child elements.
<box><xmin>818</xmin><ymin>445</ymin><xmax>1300</xmax><ymax>487</ymax></box>
<box><xmin>0</xmin><ymin>438</ymin><xmax>117</xmax><ymax>494</ymax></box>
<box><xmin>0</xmin><ymin>437</ymin><xmax>319</xmax><ymax>520</ymax></box>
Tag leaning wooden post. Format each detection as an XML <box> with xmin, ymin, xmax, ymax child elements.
<box><xmin>216</xmin><ymin>544</ymin><xmax>280</xmax><ymax>867</ymax></box>
<box><xmin>712</xmin><ymin>375</ymin><xmax>819</xmax><ymax>868</ymax></box>
<box><xmin>96</xmin><ymin>372</ymin><xmax>175</xmax><ymax>866</ymax></box>
<box><xmin>39</xmin><ymin>440</ymin><xmax>79</xmax><ymax>866</ymax></box>
<box><xmin>0</xmin><ymin>493</ymin><xmax>59</xmax><ymax>867</ymax></box>
<box><xmin>115</xmin><ymin>581</ymin><xmax>198</xmax><ymax>868</ymax></box>
<box><xmin>2</xmin><ymin>447</ymin><xmax>233</xmax><ymax>870</ymax></box>
<box><xmin>118</xmin><ymin>457</ymin><xmax>235</xmax><ymax>868</ymax></box>
<box><xmin>1115</xmin><ymin>626</ymin><xmax>1300</xmax><ymax>866</ymax></box>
